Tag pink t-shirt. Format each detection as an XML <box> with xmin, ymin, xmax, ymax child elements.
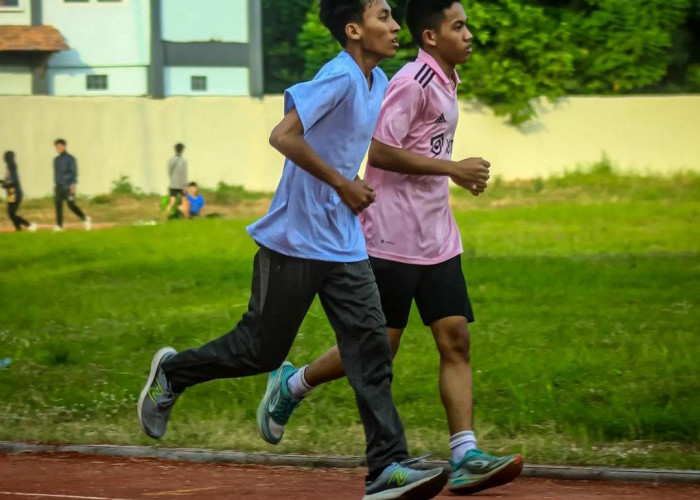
<box><xmin>361</xmin><ymin>50</ymin><xmax>463</xmax><ymax>265</ymax></box>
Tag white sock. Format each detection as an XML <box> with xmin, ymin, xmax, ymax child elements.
<box><xmin>286</xmin><ymin>365</ymin><xmax>314</xmax><ymax>399</ymax></box>
<box><xmin>450</xmin><ymin>430</ymin><xmax>477</xmax><ymax>462</ymax></box>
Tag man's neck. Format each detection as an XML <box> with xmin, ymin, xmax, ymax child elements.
<box><xmin>344</xmin><ymin>44</ymin><xmax>382</xmax><ymax>87</ymax></box>
<box><xmin>422</xmin><ymin>48</ymin><xmax>457</xmax><ymax>84</ymax></box>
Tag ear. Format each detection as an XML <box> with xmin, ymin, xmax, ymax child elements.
<box><xmin>422</xmin><ymin>28</ymin><xmax>439</xmax><ymax>48</ymax></box>
<box><xmin>345</xmin><ymin>21</ymin><xmax>362</xmax><ymax>43</ymax></box>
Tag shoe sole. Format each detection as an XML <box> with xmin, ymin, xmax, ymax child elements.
<box><xmin>136</xmin><ymin>346</ymin><xmax>176</xmax><ymax>439</ymax></box>
<box><xmin>363</xmin><ymin>469</ymin><xmax>448</xmax><ymax>500</ymax></box>
<box><xmin>449</xmin><ymin>454</ymin><xmax>523</xmax><ymax>495</ymax></box>
<box><xmin>255</xmin><ymin>361</ymin><xmax>292</xmax><ymax>445</ymax></box>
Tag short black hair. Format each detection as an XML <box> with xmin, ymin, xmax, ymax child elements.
<box><xmin>320</xmin><ymin>0</ymin><xmax>373</xmax><ymax>47</ymax></box>
<box><xmin>188</xmin><ymin>181</ymin><xmax>197</xmax><ymax>187</ymax></box>
<box><xmin>406</xmin><ymin>0</ymin><xmax>458</xmax><ymax>47</ymax></box>
<box><xmin>175</xmin><ymin>143</ymin><xmax>185</xmax><ymax>154</ymax></box>
<box><xmin>54</xmin><ymin>138</ymin><xmax>66</xmax><ymax>146</ymax></box>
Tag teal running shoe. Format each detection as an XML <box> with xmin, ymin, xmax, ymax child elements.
<box><xmin>449</xmin><ymin>449</ymin><xmax>523</xmax><ymax>495</ymax></box>
<box><xmin>256</xmin><ymin>361</ymin><xmax>300</xmax><ymax>444</ymax></box>
<box><xmin>363</xmin><ymin>457</ymin><xmax>447</xmax><ymax>500</ymax></box>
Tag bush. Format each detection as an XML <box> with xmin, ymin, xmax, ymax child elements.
<box><xmin>110</xmin><ymin>175</ymin><xmax>140</xmax><ymax>196</ymax></box>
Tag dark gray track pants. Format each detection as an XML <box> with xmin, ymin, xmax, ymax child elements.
<box><xmin>162</xmin><ymin>246</ymin><xmax>409</xmax><ymax>472</ymax></box>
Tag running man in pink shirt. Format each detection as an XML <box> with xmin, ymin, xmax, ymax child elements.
<box><xmin>257</xmin><ymin>0</ymin><xmax>523</xmax><ymax>495</ymax></box>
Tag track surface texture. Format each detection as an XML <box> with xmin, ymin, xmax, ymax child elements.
<box><xmin>1</xmin><ymin>453</ymin><xmax>699</xmax><ymax>499</ymax></box>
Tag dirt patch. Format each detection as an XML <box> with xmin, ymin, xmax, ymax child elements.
<box><xmin>0</xmin><ymin>195</ymin><xmax>271</xmax><ymax>232</ymax></box>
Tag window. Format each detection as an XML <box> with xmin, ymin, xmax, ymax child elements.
<box><xmin>0</xmin><ymin>0</ymin><xmax>21</xmax><ymax>9</ymax></box>
<box><xmin>191</xmin><ymin>76</ymin><xmax>207</xmax><ymax>92</ymax></box>
<box><xmin>86</xmin><ymin>74</ymin><xmax>108</xmax><ymax>90</ymax></box>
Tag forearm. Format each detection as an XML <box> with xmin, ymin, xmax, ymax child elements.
<box><xmin>270</xmin><ymin>115</ymin><xmax>347</xmax><ymax>190</ymax></box>
<box><xmin>368</xmin><ymin>139</ymin><xmax>455</xmax><ymax>176</ymax></box>
<box><xmin>69</xmin><ymin>159</ymin><xmax>78</xmax><ymax>185</ymax></box>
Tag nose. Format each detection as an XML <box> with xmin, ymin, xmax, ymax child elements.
<box><xmin>464</xmin><ymin>27</ymin><xmax>473</xmax><ymax>42</ymax></box>
<box><xmin>391</xmin><ymin>16</ymin><xmax>400</xmax><ymax>33</ymax></box>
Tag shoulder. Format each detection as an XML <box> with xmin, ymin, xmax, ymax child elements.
<box><xmin>386</xmin><ymin>65</ymin><xmax>428</xmax><ymax>98</ymax></box>
<box><xmin>406</xmin><ymin>61</ymin><xmax>438</xmax><ymax>89</ymax></box>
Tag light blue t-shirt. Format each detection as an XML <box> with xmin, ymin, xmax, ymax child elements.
<box><xmin>247</xmin><ymin>51</ymin><xmax>388</xmax><ymax>262</ymax></box>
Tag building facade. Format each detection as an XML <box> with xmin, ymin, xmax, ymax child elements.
<box><xmin>0</xmin><ymin>0</ymin><xmax>263</xmax><ymax>97</ymax></box>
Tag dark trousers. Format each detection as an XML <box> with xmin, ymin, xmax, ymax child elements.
<box><xmin>7</xmin><ymin>201</ymin><xmax>29</xmax><ymax>231</ymax></box>
<box><xmin>163</xmin><ymin>246</ymin><xmax>409</xmax><ymax>473</ymax></box>
<box><xmin>54</xmin><ymin>186</ymin><xmax>85</xmax><ymax>227</ymax></box>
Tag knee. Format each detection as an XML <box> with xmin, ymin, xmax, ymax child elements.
<box><xmin>435</xmin><ymin>324</ymin><xmax>471</xmax><ymax>363</ymax></box>
<box><xmin>387</xmin><ymin>330</ymin><xmax>402</xmax><ymax>357</ymax></box>
<box><xmin>257</xmin><ymin>352</ymin><xmax>287</xmax><ymax>373</ymax></box>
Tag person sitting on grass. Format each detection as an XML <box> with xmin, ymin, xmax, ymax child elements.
<box><xmin>185</xmin><ymin>182</ymin><xmax>204</xmax><ymax>218</ymax></box>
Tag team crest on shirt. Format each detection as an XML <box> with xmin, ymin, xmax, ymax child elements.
<box><xmin>430</xmin><ymin>133</ymin><xmax>445</xmax><ymax>156</ymax></box>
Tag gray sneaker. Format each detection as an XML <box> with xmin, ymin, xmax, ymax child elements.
<box><xmin>137</xmin><ymin>347</ymin><xmax>180</xmax><ymax>439</ymax></box>
<box><xmin>363</xmin><ymin>457</ymin><xmax>447</xmax><ymax>500</ymax></box>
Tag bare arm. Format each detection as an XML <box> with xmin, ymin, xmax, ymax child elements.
<box><xmin>368</xmin><ymin>139</ymin><xmax>491</xmax><ymax>195</ymax></box>
<box><xmin>269</xmin><ymin>108</ymin><xmax>375</xmax><ymax>213</ymax></box>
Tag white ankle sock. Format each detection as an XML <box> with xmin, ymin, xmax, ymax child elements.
<box><xmin>286</xmin><ymin>365</ymin><xmax>314</xmax><ymax>399</ymax></box>
<box><xmin>450</xmin><ymin>430</ymin><xmax>477</xmax><ymax>462</ymax></box>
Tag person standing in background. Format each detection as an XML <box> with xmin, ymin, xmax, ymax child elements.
<box><xmin>2</xmin><ymin>151</ymin><xmax>37</xmax><ymax>232</ymax></box>
<box><xmin>53</xmin><ymin>139</ymin><xmax>91</xmax><ymax>231</ymax></box>
<box><xmin>165</xmin><ymin>143</ymin><xmax>188</xmax><ymax>218</ymax></box>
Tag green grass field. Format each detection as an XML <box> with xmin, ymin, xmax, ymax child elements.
<box><xmin>1</xmin><ymin>167</ymin><xmax>698</xmax><ymax>469</ymax></box>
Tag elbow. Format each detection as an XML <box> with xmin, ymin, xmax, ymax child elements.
<box><xmin>368</xmin><ymin>148</ymin><xmax>379</xmax><ymax>166</ymax></box>
<box><xmin>368</xmin><ymin>147</ymin><xmax>388</xmax><ymax>170</ymax></box>
<box><xmin>269</xmin><ymin>126</ymin><xmax>291</xmax><ymax>155</ymax></box>
<box><xmin>268</xmin><ymin>128</ymin><xmax>279</xmax><ymax>150</ymax></box>
<box><xmin>269</xmin><ymin>127</ymin><xmax>283</xmax><ymax>152</ymax></box>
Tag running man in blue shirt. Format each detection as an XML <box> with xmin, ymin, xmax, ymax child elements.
<box><xmin>137</xmin><ymin>2</ymin><xmax>447</xmax><ymax>499</ymax></box>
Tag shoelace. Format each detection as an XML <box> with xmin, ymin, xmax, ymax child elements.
<box><xmin>398</xmin><ymin>453</ymin><xmax>433</xmax><ymax>468</ymax></box>
<box><xmin>156</xmin><ymin>377</ymin><xmax>180</xmax><ymax>409</ymax></box>
<box><xmin>271</xmin><ymin>393</ymin><xmax>299</xmax><ymax>424</ymax></box>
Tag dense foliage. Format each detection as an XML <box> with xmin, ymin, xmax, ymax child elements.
<box><xmin>263</xmin><ymin>0</ymin><xmax>700</xmax><ymax>124</ymax></box>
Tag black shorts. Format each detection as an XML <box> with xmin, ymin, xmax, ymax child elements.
<box><xmin>169</xmin><ymin>188</ymin><xmax>183</xmax><ymax>197</ymax></box>
<box><xmin>369</xmin><ymin>254</ymin><xmax>474</xmax><ymax>328</ymax></box>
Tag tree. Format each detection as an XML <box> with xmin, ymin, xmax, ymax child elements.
<box><xmin>262</xmin><ymin>0</ymin><xmax>313</xmax><ymax>93</ymax></box>
<box><xmin>287</xmin><ymin>0</ymin><xmax>700</xmax><ymax>124</ymax></box>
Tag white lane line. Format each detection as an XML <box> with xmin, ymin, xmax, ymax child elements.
<box><xmin>0</xmin><ymin>492</ymin><xmax>136</xmax><ymax>500</ymax></box>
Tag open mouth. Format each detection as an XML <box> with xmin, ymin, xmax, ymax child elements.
<box><xmin>391</xmin><ymin>38</ymin><xmax>399</xmax><ymax>48</ymax></box>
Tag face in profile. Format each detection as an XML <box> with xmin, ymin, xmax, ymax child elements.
<box><xmin>358</xmin><ymin>0</ymin><xmax>401</xmax><ymax>60</ymax></box>
<box><xmin>433</xmin><ymin>3</ymin><xmax>473</xmax><ymax>66</ymax></box>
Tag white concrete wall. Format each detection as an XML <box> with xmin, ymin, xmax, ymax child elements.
<box><xmin>0</xmin><ymin>94</ymin><xmax>698</xmax><ymax>199</ymax></box>
<box><xmin>0</xmin><ymin>67</ymin><xmax>32</xmax><ymax>95</ymax></box>
<box><xmin>48</xmin><ymin>66</ymin><xmax>148</xmax><ymax>96</ymax></box>
<box><xmin>164</xmin><ymin>67</ymin><xmax>249</xmax><ymax>96</ymax></box>
<box><xmin>161</xmin><ymin>0</ymin><xmax>248</xmax><ymax>43</ymax></box>
<box><xmin>454</xmin><ymin>96</ymin><xmax>700</xmax><ymax>178</ymax></box>
<box><xmin>0</xmin><ymin>0</ymin><xmax>30</xmax><ymax>25</ymax></box>
<box><xmin>44</xmin><ymin>0</ymin><xmax>150</xmax><ymax>67</ymax></box>
<box><xmin>42</xmin><ymin>0</ymin><xmax>150</xmax><ymax>96</ymax></box>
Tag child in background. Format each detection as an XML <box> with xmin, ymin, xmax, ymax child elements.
<box><xmin>185</xmin><ymin>182</ymin><xmax>204</xmax><ymax>218</ymax></box>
